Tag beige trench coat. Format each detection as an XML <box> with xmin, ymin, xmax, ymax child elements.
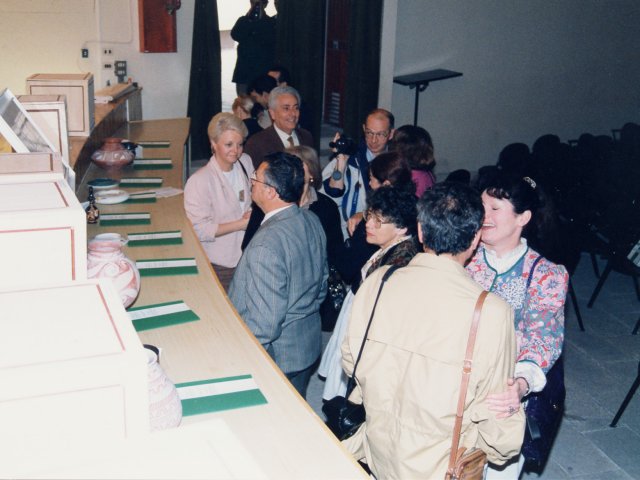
<box><xmin>342</xmin><ymin>253</ymin><xmax>525</xmax><ymax>479</ymax></box>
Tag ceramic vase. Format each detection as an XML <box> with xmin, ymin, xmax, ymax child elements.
<box><xmin>91</xmin><ymin>137</ymin><xmax>135</xmax><ymax>169</ymax></box>
<box><xmin>144</xmin><ymin>346</ymin><xmax>182</xmax><ymax>431</ymax></box>
<box><xmin>87</xmin><ymin>233</ymin><xmax>140</xmax><ymax>308</ymax></box>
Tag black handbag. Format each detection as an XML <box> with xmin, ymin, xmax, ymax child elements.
<box><xmin>322</xmin><ymin>265</ymin><xmax>400</xmax><ymax>440</ymax></box>
<box><xmin>522</xmin><ymin>356</ymin><xmax>565</xmax><ymax>472</ymax></box>
<box><xmin>321</xmin><ymin>264</ymin><xmax>347</xmax><ymax>332</ymax></box>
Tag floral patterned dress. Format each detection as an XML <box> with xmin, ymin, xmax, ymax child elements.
<box><xmin>466</xmin><ymin>242</ymin><xmax>568</xmax><ymax>392</ymax></box>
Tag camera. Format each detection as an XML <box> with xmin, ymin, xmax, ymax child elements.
<box><xmin>329</xmin><ymin>135</ymin><xmax>357</xmax><ymax>156</ymax></box>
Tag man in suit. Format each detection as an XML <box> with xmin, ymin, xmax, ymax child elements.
<box><xmin>229</xmin><ymin>152</ymin><xmax>328</xmax><ymax>397</ymax></box>
<box><xmin>243</xmin><ymin>86</ymin><xmax>314</xmax><ymax>169</ymax></box>
<box><xmin>342</xmin><ymin>183</ymin><xmax>524</xmax><ymax>478</ymax></box>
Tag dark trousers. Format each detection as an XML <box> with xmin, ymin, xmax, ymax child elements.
<box><xmin>285</xmin><ymin>357</ymin><xmax>320</xmax><ymax>399</ymax></box>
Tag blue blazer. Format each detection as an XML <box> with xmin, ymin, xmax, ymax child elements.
<box><xmin>229</xmin><ymin>205</ymin><xmax>328</xmax><ymax>374</ymax></box>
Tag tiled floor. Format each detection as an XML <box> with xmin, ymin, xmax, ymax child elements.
<box><xmin>306</xmin><ymin>253</ymin><xmax>640</xmax><ymax>479</ymax></box>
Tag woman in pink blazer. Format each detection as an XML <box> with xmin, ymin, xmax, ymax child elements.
<box><xmin>184</xmin><ymin>112</ymin><xmax>255</xmax><ymax>290</ymax></box>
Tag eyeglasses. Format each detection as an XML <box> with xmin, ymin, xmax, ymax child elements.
<box><xmin>363</xmin><ymin>210</ymin><xmax>391</xmax><ymax>229</ymax></box>
<box><xmin>364</xmin><ymin>129</ymin><xmax>390</xmax><ymax>140</ymax></box>
<box><xmin>250</xmin><ymin>171</ymin><xmax>275</xmax><ymax>189</ymax></box>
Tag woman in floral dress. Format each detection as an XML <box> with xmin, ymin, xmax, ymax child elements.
<box><xmin>466</xmin><ymin>173</ymin><xmax>568</xmax><ymax>479</ymax></box>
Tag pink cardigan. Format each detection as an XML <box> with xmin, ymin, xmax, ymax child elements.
<box><xmin>184</xmin><ymin>153</ymin><xmax>254</xmax><ymax>267</ymax></box>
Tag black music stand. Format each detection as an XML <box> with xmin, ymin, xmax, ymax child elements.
<box><xmin>393</xmin><ymin>69</ymin><xmax>462</xmax><ymax>125</ymax></box>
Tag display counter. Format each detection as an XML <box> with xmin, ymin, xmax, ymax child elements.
<box><xmin>78</xmin><ymin>118</ymin><xmax>365</xmax><ymax>478</ymax></box>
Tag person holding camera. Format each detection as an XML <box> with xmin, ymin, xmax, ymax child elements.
<box><xmin>231</xmin><ymin>0</ymin><xmax>276</xmax><ymax>95</ymax></box>
<box><xmin>321</xmin><ymin>108</ymin><xmax>395</xmax><ymax>239</ymax></box>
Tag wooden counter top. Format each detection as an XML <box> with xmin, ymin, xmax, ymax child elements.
<box><xmin>81</xmin><ymin>118</ymin><xmax>365</xmax><ymax>479</ymax></box>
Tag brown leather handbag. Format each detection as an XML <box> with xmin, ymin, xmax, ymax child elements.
<box><xmin>445</xmin><ymin>290</ymin><xmax>489</xmax><ymax>480</ymax></box>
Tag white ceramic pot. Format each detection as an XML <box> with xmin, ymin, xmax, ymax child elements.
<box><xmin>145</xmin><ymin>347</ymin><xmax>182</xmax><ymax>431</ymax></box>
<box><xmin>87</xmin><ymin>233</ymin><xmax>140</xmax><ymax>308</ymax></box>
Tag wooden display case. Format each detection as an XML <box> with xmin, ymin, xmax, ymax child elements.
<box><xmin>0</xmin><ymin>152</ymin><xmax>64</xmax><ymax>175</ymax></box>
<box><xmin>26</xmin><ymin>73</ymin><xmax>95</xmax><ymax>136</ymax></box>
<box><xmin>17</xmin><ymin>94</ymin><xmax>71</xmax><ymax>169</ymax></box>
<box><xmin>0</xmin><ymin>279</ymin><xmax>149</xmax><ymax>462</ymax></box>
<box><xmin>0</xmin><ymin>173</ymin><xmax>86</xmax><ymax>289</ymax></box>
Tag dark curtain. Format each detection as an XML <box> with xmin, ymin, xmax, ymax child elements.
<box><xmin>343</xmin><ymin>0</ymin><xmax>383</xmax><ymax>138</ymax></box>
<box><xmin>187</xmin><ymin>0</ymin><xmax>221</xmax><ymax>161</ymax></box>
<box><xmin>274</xmin><ymin>0</ymin><xmax>326</xmax><ymax>150</ymax></box>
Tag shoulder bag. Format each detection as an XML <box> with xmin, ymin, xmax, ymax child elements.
<box><xmin>445</xmin><ymin>291</ymin><xmax>489</xmax><ymax>480</ymax></box>
<box><xmin>322</xmin><ymin>265</ymin><xmax>400</xmax><ymax>440</ymax></box>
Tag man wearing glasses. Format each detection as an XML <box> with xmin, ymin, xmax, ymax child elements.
<box><xmin>322</xmin><ymin>108</ymin><xmax>395</xmax><ymax>238</ymax></box>
<box><xmin>229</xmin><ymin>152</ymin><xmax>328</xmax><ymax>397</ymax></box>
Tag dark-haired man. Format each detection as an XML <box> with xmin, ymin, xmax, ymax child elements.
<box><xmin>247</xmin><ymin>74</ymin><xmax>276</xmax><ymax>129</ymax></box>
<box><xmin>229</xmin><ymin>152</ymin><xmax>327</xmax><ymax>397</ymax></box>
<box><xmin>342</xmin><ymin>183</ymin><xmax>525</xmax><ymax>479</ymax></box>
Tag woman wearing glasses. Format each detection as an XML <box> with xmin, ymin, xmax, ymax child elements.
<box><xmin>184</xmin><ymin>113</ymin><xmax>254</xmax><ymax>290</ymax></box>
<box><xmin>319</xmin><ymin>185</ymin><xmax>418</xmax><ymax>401</ymax></box>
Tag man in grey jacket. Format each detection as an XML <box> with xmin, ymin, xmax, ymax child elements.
<box><xmin>229</xmin><ymin>152</ymin><xmax>328</xmax><ymax>397</ymax></box>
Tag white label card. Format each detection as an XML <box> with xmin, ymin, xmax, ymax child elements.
<box><xmin>100</xmin><ymin>213</ymin><xmax>151</xmax><ymax>220</ymax></box>
<box><xmin>128</xmin><ymin>301</ymin><xmax>191</xmax><ymax>320</ymax></box>
<box><xmin>136</xmin><ymin>258</ymin><xmax>197</xmax><ymax>269</ymax></box>
<box><xmin>128</xmin><ymin>231</ymin><xmax>181</xmax><ymax>241</ymax></box>
<box><xmin>134</xmin><ymin>159</ymin><xmax>171</xmax><ymax>165</ymax></box>
<box><xmin>177</xmin><ymin>377</ymin><xmax>259</xmax><ymax>400</ymax></box>
<box><xmin>120</xmin><ymin>178</ymin><xmax>163</xmax><ymax>184</ymax></box>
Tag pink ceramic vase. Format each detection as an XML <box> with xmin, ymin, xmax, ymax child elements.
<box><xmin>145</xmin><ymin>347</ymin><xmax>182</xmax><ymax>431</ymax></box>
<box><xmin>91</xmin><ymin>137</ymin><xmax>134</xmax><ymax>170</ymax></box>
<box><xmin>87</xmin><ymin>233</ymin><xmax>140</xmax><ymax>308</ymax></box>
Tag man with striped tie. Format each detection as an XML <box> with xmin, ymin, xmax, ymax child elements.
<box><xmin>243</xmin><ymin>86</ymin><xmax>314</xmax><ymax>169</ymax></box>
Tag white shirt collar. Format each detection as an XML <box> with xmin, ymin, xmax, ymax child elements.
<box><xmin>262</xmin><ymin>204</ymin><xmax>294</xmax><ymax>224</ymax></box>
<box><xmin>483</xmin><ymin>238</ymin><xmax>529</xmax><ymax>274</ymax></box>
<box><xmin>273</xmin><ymin>125</ymin><xmax>299</xmax><ymax>147</ymax></box>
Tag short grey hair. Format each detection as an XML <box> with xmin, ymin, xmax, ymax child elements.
<box><xmin>268</xmin><ymin>85</ymin><xmax>301</xmax><ymax>110</ymax></box>
<box><xmin>207</xmin><ymin>112</ymin><xmax>248</xmax><ymax>142</ymax></box>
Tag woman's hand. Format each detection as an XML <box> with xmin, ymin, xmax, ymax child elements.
<box><xmin>238</xmin><ymin>209</ymin><xmax>252</xmax><ymax>230</ymax></box>
<box><xmin>347</xmin><ymin>212</ymin><xmax>364</xmax><ymax>236</ymax></box>
<box><xmin>486</xmin><ymin>377</ymin><xmax>528</xmax><ymax>418</ymax></box>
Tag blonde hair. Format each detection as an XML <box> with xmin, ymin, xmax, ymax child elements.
<box><xmin>207</xmin><ymin>112</ymin><xmax>248</xmax><ymax>142</ymax></box>
<box><xmin>285</xmin><ymin>145</ymin><xmax>321</xmax><ymax>189</ymax></box>
<box><xmin>232</xmin><ymin>95</ymin><xmax>254</xmax><ymax>116</ymax></box>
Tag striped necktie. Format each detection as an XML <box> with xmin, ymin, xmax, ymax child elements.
<box><xmin>287</xmin><ymin>135</ymin><xmax>294</xmax><ymax>148</ymax></box>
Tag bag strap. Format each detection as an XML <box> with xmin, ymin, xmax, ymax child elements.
<box><xmin>345</xmin><ymin>264</ymin><xmax>401</xmax><ymax>396</ymax></box>
<box><xmin>446</xmin><ymin>290</ymin><xmax>489</xmax><ymax>477</ymax></box>
<box><xmin>525</xmin><ymin>254</ymin><xmax>543</xmax><ymax>291</ymax></box>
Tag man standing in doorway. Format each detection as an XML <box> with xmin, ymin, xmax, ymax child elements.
<box><xmin>231</xmin><ymin>0</ymin><xmax>276</xmax><ymax>95</ymax></box>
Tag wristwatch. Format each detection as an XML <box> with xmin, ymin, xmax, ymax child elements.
<box><xmin>331</xmin><ymin>169</ymin><xmax>343</xmax><ymax>181</ymax></box>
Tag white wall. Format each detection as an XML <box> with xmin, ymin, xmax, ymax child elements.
<box><xmin>0</xmin><ymin>0</ymin><xmax>195</xmax><ymax>120</ymax></box>
<box><xmin>391</xmin><ymin>0</ymin><xmax>640</xmax><ymax>176</ymax></box>
<box><xmin>3</xmin><ymin>0</ymin><xmax>638</xmax><ymax>170</ymax></box>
